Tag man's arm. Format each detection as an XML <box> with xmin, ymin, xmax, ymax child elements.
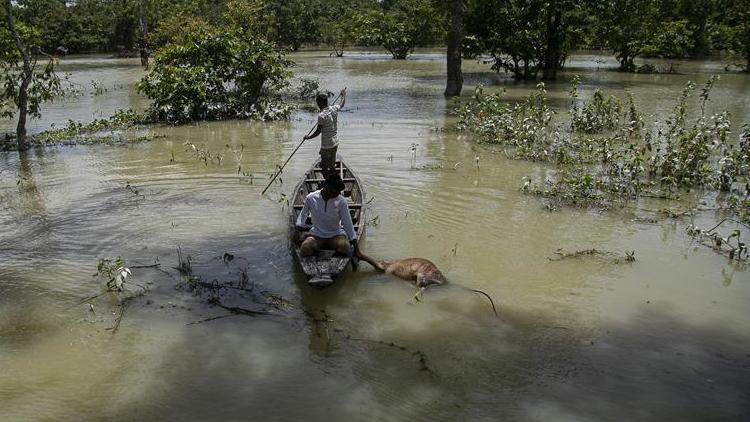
<box><xmin>295</xmin><ymin>197</ymin><xmax>312</xmax><ymax>230</ymax></box>
<box><xmin>338</xmin><ymin>88</ymin><xmax>346</xmax><ymax>109</ymax></box>
<box><xmin>338</xmin><ymin>199</ymin><xmax>357</xmax><ymax>242</ymax></box>
<box><xmin>304</xmin><ymin>124</ymin><xmax>321</xmax><ymax>141</ymax></box>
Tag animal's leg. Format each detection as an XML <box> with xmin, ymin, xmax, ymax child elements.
<box><xmin>413</xmin><ymin>287</ymin><xmax>426</xmax><ymax>302</ymax></box>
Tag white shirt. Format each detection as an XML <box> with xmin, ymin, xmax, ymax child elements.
<box><xmin>318</xmin><ymin>105</ymin><xmax>341</xmax><ymax>150</ymax></box>
<box><xmin>296</xmin><ymin>189</ymin><xmax>356</xmax><ymax>240</ymax></box>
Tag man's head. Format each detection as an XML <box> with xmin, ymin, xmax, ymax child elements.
<box><xmin>322</xmin><ymin>173</ymin><xmax>345</xmax><ymax>197</ymax></box>
<box><xmin>316</xmin><ymin>93</ymin><xmax>329</xmax><ymax>110</ymax></box>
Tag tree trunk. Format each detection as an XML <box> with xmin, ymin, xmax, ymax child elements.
<box><xmin>4</xmin><ymin>0</ymin><xmax>33</xmax><ymax>150</ymax></box>
<box><xmin>16</xmin><ymin>76</ymin><xmax>31</xmax><ymax>150</ymax></box>
<box><xmin>523</xmin><ymin>59</ymin><xmax>530</xmax><ymax>79</ymax></box>
<box><xmin>138</xmin><ymin>0</ymin><xmax>149</xmax><ymax>69</ymax></box>
<box><xmin>542</xmin><ymin>10</ymin><xmax>562</xmax><ymax>80</ymax></box>
<box><xmin>444</xmin><ymin>0</ymin><xmax>464</xmax><ymax>97</ymax></box>
<box><xmin>618</xmin><ymin>51</ymin><xmax>634</xmax><ymax>72</ymax></box>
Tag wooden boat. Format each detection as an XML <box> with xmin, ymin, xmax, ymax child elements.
<box><xmin>289</xmin><ymin>156</ymin><xmax>366</xmax><ymax>287</ymax></box>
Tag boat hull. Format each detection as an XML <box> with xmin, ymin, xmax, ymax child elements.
<box><xmin>289</xmin><ymin>156</ymin><xmax>366</xmax><ymax>287</ymax></box>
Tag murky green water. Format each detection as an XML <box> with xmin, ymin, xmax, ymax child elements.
<box><xmin>1</xmin><ymin>51</ymin><xmax>749</xmax><ymax>421</ymax></box>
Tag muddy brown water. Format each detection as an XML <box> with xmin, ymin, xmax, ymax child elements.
<box><xmin>1</xmin><ymin>51</ymin><xmax>749</xmax><ymax>421</ymax></box>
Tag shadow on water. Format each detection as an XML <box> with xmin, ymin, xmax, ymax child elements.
<box><xmin>2</xmin><ymin>218</ymin><xmax>749</xmax><ymax>421</ymax></box>
<box><xmin>519</xmin><ymin>305</ymin><xmax>750</xmax><ymax>422</ymax></box>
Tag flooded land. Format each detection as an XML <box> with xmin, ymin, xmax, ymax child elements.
<box><xmin>1</xmin><ymin>51</ymin><xmax>749</xmax><ymax>421</ymax></box>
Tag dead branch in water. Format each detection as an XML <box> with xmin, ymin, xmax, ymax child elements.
<box><xmin>186</xmin><ymin>314</ymin><xmax>240</xmax><ymax>325</ymax></box>
<box><xmin>345</xmin><ymin>335</ymin><xmax>436</xmax><ymax>375</ymax></box>
<box><xmin>207</xmin><ymin>297</ymin><xmax>283</xmax><ymax>318</ymax></box>
<box><xmin>129</xmin><ymin>263</ymin><xmax>161</xmax><ymax>269</ymax></box>
<box><xmin>547</xmin><ymin>248</ymin><xmax>636</xmax><ymax>263</ymax></box>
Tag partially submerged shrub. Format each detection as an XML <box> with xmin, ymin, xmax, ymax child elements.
<box><xmin>138</xmin><ymin>28</ymin><xmax>293</xmax><ymax>123</ymax></box>
<box><xmin>570</xmin><ymin>77</ymin><xmax>623</xmax><ymax>134</ymax></box>
<box><xmin>456</xmin><ymin>76</ymin><xmax>750</xmax><ymax>220</ymax></box>
<box><xmin>33</xmin><ymin>109</ymin><xmax>155</xmax><ymax>145</ymax></box>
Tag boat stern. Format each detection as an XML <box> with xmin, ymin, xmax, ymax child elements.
<box><xmin>308</xmin><ymin>274</ymin><xmax>335</xmax><ymax>288</ymax></box>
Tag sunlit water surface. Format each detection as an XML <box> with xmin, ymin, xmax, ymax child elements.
<box><xmin>1</xmin><ymin>51</ymin><xmax>749</xmax><ymax>421</ymax></box>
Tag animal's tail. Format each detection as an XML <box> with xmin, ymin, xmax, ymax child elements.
<box><xmin>355</xmin><ymin>249</ymin><xmax>386</xmax><ymax>272</ymax></box>
<box><xmin>467</xmin><ymin>288</ymin><xmax>499</xmax><ymax>318</ymax></box>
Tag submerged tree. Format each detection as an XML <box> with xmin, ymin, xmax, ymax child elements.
<box><xmin>317</xmin><ymin>0</ymin><xmax>373</xmax><ymax>57</ymax></box>
<box><xmin>712</xmin><ymin>0</ymin><xmax>750</xmax><ymax>72</ymax></box>
<box><xmin>137</xmin><ymin>27</ymin><xmax>292</xmax><ymax>123</ymax></box>
<box><xmin>464</xmin><ymin>0</ymin><xmax>584</xmax><ymax>80</ymax></box>
<box><xmin>593</xmin><ymin>0</ymin><xmax>659</xmax><ymax>71</ymax></box>
<box><xmin>354</xmin><ymin>0</ymin><xmax>443</xmax><ymax>59</ymax></box>
<box><xmin>2</xmin><ymin>0</ymin><xmax>65</xmax><ymax>150</ymax></box>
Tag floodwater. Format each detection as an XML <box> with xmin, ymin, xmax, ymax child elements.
<box><xmin>1</xmin><ymin>51</ymin><xmax>749</xmax><ymax>421</ymax></box>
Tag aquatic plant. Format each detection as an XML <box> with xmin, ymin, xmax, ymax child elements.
<box><xmin>456</xmin><ymin>77</ymin><xmax>750</xmax><ymax>222</ymax></box>
<box><xmin>184</xmin><ymin>141</ymin><xmax>223</xmax><ymax>166</ymax></box>
<box><xmin>687</xmin><ymin>219</ymin><xmax>749</xmax><ymax>261</ymax></box>
<box><xmin>96</xmin><ymin>256</ymin><xmax>132</xmax><ymax>292</ymax></box>
<box><xmin>90</xmin><ymin>80</ymin><xmax>107</xmax><ymax>96</ymax></box>
<box><xmin>32</xmin><ymin>109</ymin><xmax>153</xmax><ymax>145</ymax></box>
<box><xmin>547</xmin><ymin>248</ymin><xmax>636</xmax><ymax>263</ymax></box>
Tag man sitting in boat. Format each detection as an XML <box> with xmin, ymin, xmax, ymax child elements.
<box><xmin>295</xmin><ymin>173</ymin><xmax>358</xmax><ymax>257</ymax></box>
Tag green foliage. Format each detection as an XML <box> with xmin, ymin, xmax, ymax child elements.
<box><xmin>146</xmin><ymin>13</ymin><xmax>214</xmax><ymax>51</ymax></box>
<box><xmin>317</xmin><ymin>0</ymin><xmax>378</xmax><ymax>56</ymax></box>
<box><xmin>353</xmin><ymin>0</ymin><xmax>443</xmax><ymax>59</ymax></box>
<box><xmin>266</xmin><ymin>0</ymin><xmax>319</xmax><ymax>51</ymax></box>
<box><xmin>1</xmin><ymin>11</ymin><xmax>67</xmax><ymax>144</ymax></box>
<box><xmin>96</xmin><ymin>256</ymin><xmax>131</xmax><ymax>292</ymax></box>
<box><xmin>465</xmin><ymin>0</ymin><xmax>545</xmax><ymax>78</ymax></box>
<box><xmin>593</xmin><ymin>0</ymin><xmax>659</xmax><ymax>71</ymax></box>
<box><xmin>456</xmin><ymin>77</ymin><xmax>750</xmax><ymax>220</ymax></box>
<box><xmin>33</xmin><ymin>109</ymin><xmax>154</xmax><ymax>145</ymax></box>
<box><xmin>137</xmin><ymin>27</ymin><xmax>293</xmax><ymax>123</ymax></box>
<box><xmin>456</xmin><ymin>84</ymin><xmax>556</xmax><ymax>162</ymax></box>
<box><xmin>465</xmin><ymin>0</ymin><xmax>586</xmax><ymax>79</ymax></box>
<box><xmin>648</xmin><ymin>20</ymin><xmax>694</xmax><ymax>60</ymax></box>
<box><xmin>710</xmin><ymin>0</ymin><xmax>750</xmax><ymax>71</ymax></box>
<box><xmin>320</xmin><ymin>15</ymin><xmax>357</xmax><ymax>57</ymax></box>
<box><xmin>570</xmin><ymin>79</ymin><xmax>624</xmax><ymax>134</ymax></box>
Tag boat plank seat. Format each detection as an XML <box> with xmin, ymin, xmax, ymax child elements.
<box><xmin>293</xmin><ymin>204</ymin><xmax>362</xmax><ymax>210</ymax></box>
<box><xmin>304</xmin><ymin>177</ymin><xmax>356</xmax><ymax>183</ymax></box>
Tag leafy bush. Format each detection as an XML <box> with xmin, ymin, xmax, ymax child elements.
<box><xmin>353</xmin><ymin>0</ymin><xmax>443</xmax><ymax>59</ymax></box>
<box><xmin>456</xmin><ymin>77</ymin><xmax>750</xmax><ymax>220</ymax></box>
<box><xmin>137</xmin><ymin>28</ymin><xmax>293</xmax><ymax>123</ymax></box>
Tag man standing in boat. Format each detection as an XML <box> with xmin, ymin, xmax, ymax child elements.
<box><xmin>304</xmin><ymin>88</ymin><xmax>346</xmax><ymax>177</ymax></box>
<box><xmin>295</xmin><ymin>173</ymin><xmax>358</xmax><ymax>257</ymax></box>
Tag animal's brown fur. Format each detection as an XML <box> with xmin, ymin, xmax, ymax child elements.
<box><xmin>357</xmin><ymin>251</ymin><xmax>446</xmax><ymax>288</ymax></box>
<box><xmin>356</xmin><ymin>249</ymin><xmax>499</xmax><ymax>317</ymax></box>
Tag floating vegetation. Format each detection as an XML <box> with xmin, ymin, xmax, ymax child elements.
<box><xmin>95</xmin><ymin>256</ymin><xmax>132</xmax><ymax>291</ymax></box>
<box><xmin>226</xmin><ymin>143</ymin><xmax>255</xmax><ymax>183</ymax></box>
<box><xmin>184</xmin><ymin>141</ymin><xmax>223</xmax><ymax>166</ymax></box>
<box><xmin>415</xmin><ymin>162</ymin><xmax>443</xmax><ymax>171</ymax></box>
<box><xmin>687</xmin><ymin>219</ymin><xmax>749</xmax><ymax>261</ymax></box>
<box><xmin>124</xmin><ymin>180</ymin><xmax>145</xmax><ymax>199</ymax></box>
<box><xmin>90</xmin><ymin>80</ymin><xmax>108</xmax><ymax>96</ymax></box>
<box><xmin>31</xmin><ymin>109</ymin><xmax>160</xmax><ymax>146</ymax></box>
<box><xmin>547</xmin><ymin>248</ymin><xmax>636</xmax><ymax>264</ymax></box>
<box><xmin>455</xmin><ymin>77</ymin><xmax>750</xmax><ymax>224</ymax></box>
<box><xmin>366</xmin><ymin>215</ymin><xmax>380</xmax><ymax>226</ymax></box>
